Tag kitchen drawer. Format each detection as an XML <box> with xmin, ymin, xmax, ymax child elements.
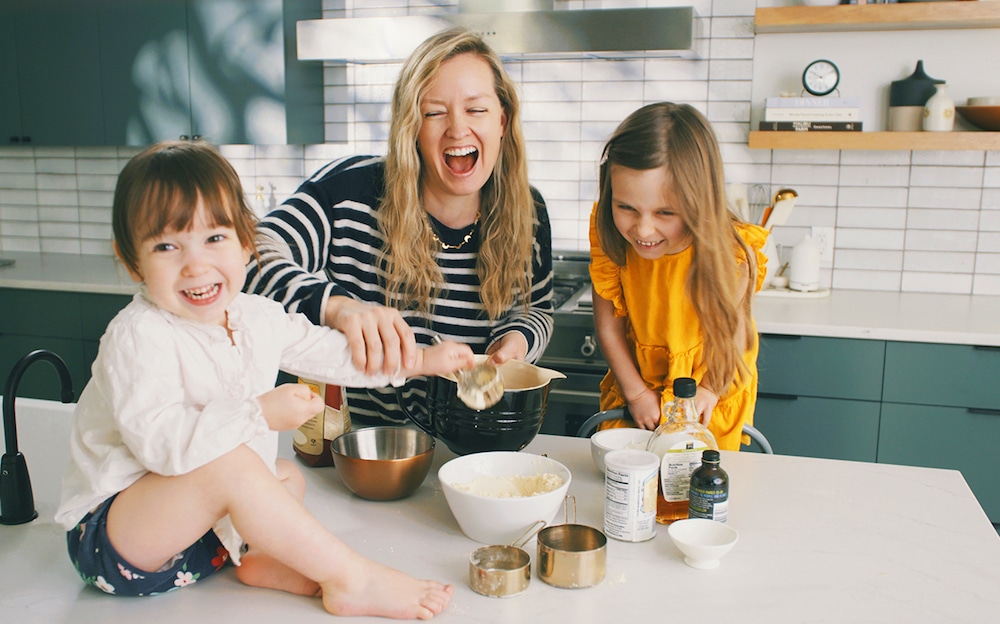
<box><xmin>0</xmin><ymin>288</ymin><xmax>82</xmax><ymax>339</ymax></box>
<box><xmin>882</xmin><ymin>341</ymin><xmax>1000</xmax><ymax>411</ymax></box>
<box><xmin>879</xmin><ymin>402</ymin><xmax>1000</xmax><ymax>523</ymax></box>
<box><xmin>758</xmin><ymin>334</ymin><xmax>885</xmax><ymax>402</ymax></box>
<box><xmin>753</xmin><ymin>395</ymin><xmax>880</xmax><ymax>462</ymax></box>
<box><xmin>0</xmin><ymin>334</ymin><xmax>87</xmax><ymax>402</ymax></box>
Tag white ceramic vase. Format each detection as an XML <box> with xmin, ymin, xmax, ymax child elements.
<box><xmin>922</xmin><ymin>84</ymin><xmax>955</xmax><ymax>132</ymax></box>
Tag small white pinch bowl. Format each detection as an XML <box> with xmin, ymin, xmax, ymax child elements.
<box><xmin>590</xmin><ymin>428</ymin><xmax>654</xmax><ymax>473</ymax></box>
<box><xmin>667</xmin><ymin>518</ymin><xmax>739</xmax><ymax>570</ymax></box>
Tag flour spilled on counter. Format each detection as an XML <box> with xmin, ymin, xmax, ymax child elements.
<box><xmin>451</xmin><ymin>473</ymin><xmax>565</xmax><ymax>498</ymax></box>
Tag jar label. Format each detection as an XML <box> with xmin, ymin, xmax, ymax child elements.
<box><xmin>604</xmin><ymin>450</ymin><xmax>658</xmax><ymax>542</ymax></box>
<box><xmin>660</xmin><ymin>445</ymin><xmax>707</xmax><ymax>502</ymax></box>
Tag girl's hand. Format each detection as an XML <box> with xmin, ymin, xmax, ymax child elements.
<box><xmin>412</xmin><ymin>340</ymin><xmax>476</xmax><ymax>378</ymax></box>
<box><xmin>324</xmin><ymin>296</ymin><xmax>417</xmax><ymax>376</ymax></box>
<box><xmin>485</xmin><ymin>332</ymin><xmax>528</xmax><ymax>365</ymax></box>
<box><xmin>694</xmin><ymin>385</ymin><xmax>720</xmax><ymax>427</ymax></box>
<box><xmin>627</xmin><ymin>388</ymin><xmax>662</xmax><ymax>430</ymax></box>
<box><xmin>257</xmin><ymin>384</ymin><xmax>324</xmax><ymax>431</ymax></box>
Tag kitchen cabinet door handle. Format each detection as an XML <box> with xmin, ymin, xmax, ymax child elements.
<box><xmin>757</xmin><ymin>392</ymin><xmax>798</xmax><ymax>401</ymax></box>
<box><xmin>968</xmin><ymin>407</ymin><xmax>1000</xmax><ymax>416</ymax></box>
<box><xmin>761</xmin><ymin>334</ymin><xmax>801</xmax><ymax>341</ymax></box>
<box><xmin>973</xmin><ymin>345</ymin><xmax>1000</xmax><ymax>353</ymax></box>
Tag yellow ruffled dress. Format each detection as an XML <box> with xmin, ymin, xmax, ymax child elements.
<box><xmin>589</xmin><ymin>213</ymin><xmax>769</xmax><ymax>451</ymax></box>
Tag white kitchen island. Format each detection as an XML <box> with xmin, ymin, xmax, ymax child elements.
<box><xmin>2</xmin><ymin>398</ymin><xmax>999</xmax><ymax>624</ymax></box>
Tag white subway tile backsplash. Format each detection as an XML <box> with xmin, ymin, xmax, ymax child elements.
<box><xmin>973</xmin><ymin>274</ymin><xmax>1000</xmax><ymax>296</ymax></box>
<box><xmin>835</xmin><ymin>249</ymin><xmax>903</xmax><ymax>272</ymax></box>
<box><xmin>837</xmin><ymin>185</ymin><xmax>907</xmax><ymax>208</ymax></box>
<box><xmin>979</xmin><ymin>232</ymin><xmax>1000</xmax><ymax>253</ymax></box>
<box><xmin>833</xmin><ymin>269</ymin><xmax>901</xmax><ymax>291</ymax></box>
<box><xmin>902</xmin><ymin>272</ymin><xmax>972</xmax><ymax>295</ymax></box>
<box><xmin>838</xmin><ymin>228</ymin><xmax>906</xmax><ymax>251</ymax></box>
<box><xmin>910</xmin><ymin>165</ymin><xmax>984</xmax><ymax>188</ymax></box>
<box><xmin>840</xmin><ymin>165</ymin><xmax>910</xmax><ymax>187</ymax></box>
<box><xmin>905</xmin><ymin>229</ymin><xmax>978</xmax><ymax>253</ymax></box>
<box><xmin>904</xmin><ymin>251</ymin><xmax>976</xmax><ymax>273</ymax></box>
<box><xmin>907</xmin><ymin>208</ymin><xmax>980</xmax><ymax>231</ymax></box>
<box><xmin>837</xmin><ymin>207</ymin><xmax>907</xmax><ymax>229</ymax></box>
<box><xmin>975</xmin><ymin>253</ymin><xmax>1000</xmax><ymax>274</ymax></box>
<box><xmin>907</xmin><ymin>186</ymin><xmax>982</xmax><ymax>210</ymax></box>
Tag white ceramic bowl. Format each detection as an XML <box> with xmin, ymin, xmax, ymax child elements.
<box><xmin>667</xmin><ymin>518</ymin><xmax>739</xmax><ymax>570</ymax></box>
<box><xmin>968</xmin><ymin>96</ymin><xmax>1000</xmax><ymax>107</ymax></box>
<box><xmin>438</xmin><ymin>451</ymin><xmax>571</xmax><ymax>544</ymax></box>
<box><xmin>590</xmin><ymin>428</ymin><xmax>654</xmax><ymax>473</ymax></box>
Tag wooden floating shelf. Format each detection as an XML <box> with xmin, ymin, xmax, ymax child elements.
<box><xmin>748</xmin><ymin>131</ymin><xmax>1000</xmax><ymax>152</ymax></box>
<box><xmin>755</xmin><ymin>3</ymin><xmax>1000</xmax><ymax>34</ymax></box>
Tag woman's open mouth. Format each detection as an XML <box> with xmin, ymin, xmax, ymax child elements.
<box><xmin>445</xmin><ymin>146</ymin><xmax>479</xmax><ymax>174</ymax></box>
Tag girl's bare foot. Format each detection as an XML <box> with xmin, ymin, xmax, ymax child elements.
<box><xmin>237</xmin><ymin>551</ymin><xmax>321</xmax><ymax>597</ymax></box>
<box><xmin>320</xmin><ymin>558</ymin><xmax>453</xmax><ymax>620</ymax></box>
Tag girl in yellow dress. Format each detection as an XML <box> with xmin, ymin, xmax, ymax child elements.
<box><xmin>589</xmin><ymin>102</ymin><xmax>768</xmax><ymax>451</ymax></box>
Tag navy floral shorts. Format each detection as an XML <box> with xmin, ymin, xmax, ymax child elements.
<box><xmin>67</xmin><ymin>494</ymin><xmax>230</xmax><ymax>597</ymax></box>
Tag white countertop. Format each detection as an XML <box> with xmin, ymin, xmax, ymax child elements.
<box><xmin>0</xmin><ymin>251</ymin><xmax>137</xmax><ymax>295</ymax></box>
<box><xmin>2</xmin><ymin>251</ymin><xmax>999</xmax><ymax>346</ymax></box>
<box><xmin>2</xmin><ymin>398</ymin><xmax>999</xmax><ymax>623</ymax></box>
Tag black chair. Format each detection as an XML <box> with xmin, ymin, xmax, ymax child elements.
<box><xmin>574</xmin><ymin>408</ymin><xmax>773</xmax><ymax>455</ymax></box>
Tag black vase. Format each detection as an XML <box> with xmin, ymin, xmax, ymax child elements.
<box><xmin>889</xmin><ymin>60</ymin><xmax>945</xmax><ymax>108</ymax></box>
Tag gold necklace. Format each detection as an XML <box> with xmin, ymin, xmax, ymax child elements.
<box><xmin>429</xmin><ymin>211</ymin><xmax>480</xmax><ymax>250</ymax></box>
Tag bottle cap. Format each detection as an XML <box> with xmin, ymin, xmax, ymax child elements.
<box><xmin>673</xmin><ymin>377</ymin><xmax>697</xmax><ymax>398</ymax></box>
<box><xmin>702</xmin><ymin>449</ymin><xmax>720</xmax><ymax>463</ymax></box>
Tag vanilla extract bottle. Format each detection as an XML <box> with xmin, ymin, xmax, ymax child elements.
<box><xmin>645</xmin><ymin>377</ymin><xmax>718</xmax><ymax>524</ymax></box>
<box><xmin>688</xmin><ymin>449</ymin><xmax>729</xmax><ymax>523</ymax></box>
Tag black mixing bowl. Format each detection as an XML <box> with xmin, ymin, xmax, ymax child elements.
<box><xmin>400</xmin><ymin>358</ymin><xmax>565</xmax><ymax>456</ymax></box>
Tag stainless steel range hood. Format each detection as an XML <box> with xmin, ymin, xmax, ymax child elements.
<box><xmin>297</xmin><ymin>7</ymin><xmax>702</xmax><ymax>63</ymax></box>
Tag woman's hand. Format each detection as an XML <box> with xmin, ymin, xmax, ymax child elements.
<box><xmin>694</xmin><ymin>385</ymin><xmax>719</xmax><ymax>427</ymax></box>
<box><xmin>324</xmin><ymin>296</ymin><xmax>417</xmax><ymax>376</ymax></box>
<box><xmin>485</xmin><ymin>332</ymin><xmax>528</xmax><ymax>365</ymax></box>
<box><xmin>627</xmin><ymin>388</ymin><xmax>662</xmax><ymax>431</ymax></box>
<box><xmin>257</xmin><ymin>384</ymin><xmax>324</xmax><ymax>432</ymax></box>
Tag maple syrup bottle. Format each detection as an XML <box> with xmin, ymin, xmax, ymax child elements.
<box><xmin>645</xmin><ymin>378</ymin><xmax>718</xmax><ymax>524</ymax></box>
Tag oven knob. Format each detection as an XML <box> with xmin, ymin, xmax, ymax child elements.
<box><xmin>581</xmin><ymin>335</ymin><xmax>596</xmax><ymax>357</ymax></box>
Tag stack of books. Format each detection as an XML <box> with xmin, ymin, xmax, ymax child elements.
<box><xmin>760</xmin><ymin>96</ymin><xmax>862</xmax><ymax>132</ymax></box>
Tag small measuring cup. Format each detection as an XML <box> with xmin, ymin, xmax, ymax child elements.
<box><xmin>469</xmin><ymin>521</ymin><xmax>545</xmax><ymax>598</ymax></box>
<box><xmin>433</xmin><ymin>336</ymin><xmax>504</xmax><ymax>410</ymax></box>
<box><xmin>536</xmin><ymin>497</ymin><xmax>607</xmax><ymax>589</ymax></box>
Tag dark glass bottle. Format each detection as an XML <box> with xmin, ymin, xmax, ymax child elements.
<box><xmin>688</xmin><ymin>449</ymin><xmax>729</xmax><ymax>523</ymax></box>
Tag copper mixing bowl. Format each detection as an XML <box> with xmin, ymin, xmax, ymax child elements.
<box><xmin>330</xmin><ymin>427</ymin><xmax>435</xmax><ymax>501</ymax></box>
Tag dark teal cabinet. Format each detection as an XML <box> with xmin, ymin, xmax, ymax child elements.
<box><xmin>1</xmin><ymin>288</ymin><xmax>131</xmax><ymax>400</ymax></box>
<box><xmin>1</xmin><ymin>0</ymin><xmax>323</xmax><ymax>146</ymax></box>
<box><xmin>754</xmin><ymin>334</ymin><xmax>885</xmax><ymax>461</ymax></box>
<box><xmin>2</xmin><ymin>1</ymin><xmax>105</xmax><ymax>145</ymax></box>
<box><xmin>880</xmin><ymin>342</ymin><xmax>1000</xmax><ymax>521</ymax></box>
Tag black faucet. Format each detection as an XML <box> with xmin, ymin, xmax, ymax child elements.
<box><xmin>1</xmin><ymin>350</ymin><xmax>74</xmax><ymax>525</ymax></box>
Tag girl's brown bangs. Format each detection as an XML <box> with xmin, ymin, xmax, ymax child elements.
<box><xmin>131</xmin><ymin>178</ymin><xmax>235</xmax><ymax>242</ymax></box>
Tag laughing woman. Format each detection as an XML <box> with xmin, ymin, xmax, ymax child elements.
<box><xmin>245</xmin><ymin>27</ymin><xmax>554</xmax><ymax>427</ymax></box>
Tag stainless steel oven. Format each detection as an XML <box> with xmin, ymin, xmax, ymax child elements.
<box><xmin>537</xmin><ymin>252</ymin><xmax>608</xmax><ymax>437</ymax></box>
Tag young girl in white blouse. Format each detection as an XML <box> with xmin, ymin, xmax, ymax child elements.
<box><xmin>55</xmin><ymin>140</ymin><xmax>471</xmax><ymax>620</ymax></box>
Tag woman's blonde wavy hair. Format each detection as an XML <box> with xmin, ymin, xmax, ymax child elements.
<box><xmin>379</xmin><ymin>27</ymin><xmax>534</xmax><ymax>320</ymax></box>
<box><xmin>593</xmin><ymin>102</ymin><xmax>756</xmax><ymax>395</ymax></box>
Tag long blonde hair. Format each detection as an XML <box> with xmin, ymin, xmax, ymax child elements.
<box><xmin>594</xmin><ymin>102</ymin><xmax>756</xmax><ymax>394</ymax></box>
<box><xmin>379</xmin><ymin>27</ymin><xmax>534</xmax><ymax>319</ymax></box>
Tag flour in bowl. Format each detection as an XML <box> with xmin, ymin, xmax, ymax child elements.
<box><xmin>452</xmin><ymin>473</ymin><xmax>565</xmax><ymax>498</ymax></box>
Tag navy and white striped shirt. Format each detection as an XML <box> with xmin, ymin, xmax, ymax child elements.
<box><xmin>245</xmin><ymin>155</ymin><xmax>554</xmax><ymax>426</ymax></box>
